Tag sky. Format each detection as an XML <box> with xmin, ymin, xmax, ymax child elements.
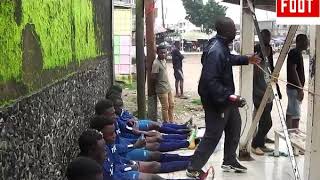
<box><xmin>155</xmin><ymin>0</ymin><xmax>276</xmax><ymax>25</ymax></box>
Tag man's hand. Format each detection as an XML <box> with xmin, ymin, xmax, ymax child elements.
<box><xmin>248</xmin><ymin>54</ymin><xmax>261</xmax><ymax>64</ymax></box>
<box><xmin>130</xmin><ymin>161</ymin><xmax>139</xmax><ymax>171</ymax></box>
<box><xmin>228</xmin><ymin>95</ymin><xmax>247</xmax><ymax>107</ymax></box>
<box><xmin>297</xmin><ymin>90</ymin><xmax>304</xmax><ymax>101</ymax></box>
<box><xmin>133</xmin><ymin>138</ymin><xmax>146</xmax><ymax>148</ymax></box>
<box><xmin>132</xmin><ymin>128</ymin><xmax>142</xmax><ymax>135</ymax></box>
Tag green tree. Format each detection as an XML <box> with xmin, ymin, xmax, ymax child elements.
<box><xmin>182</xmin><ymin>0</ymin><xmax>227</xmax><ymax>34</ymax></box>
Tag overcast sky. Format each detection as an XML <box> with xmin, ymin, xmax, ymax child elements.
<box><xmin>155</xmin><ymin>0</ymin><xmax>276</xmax><ymax>25</ymax></box>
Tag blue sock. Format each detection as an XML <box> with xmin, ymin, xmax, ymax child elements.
<box><xmin>159</xmin><ymin>161</ymin><xmax>189</xmax><ymax>173</ymax></box>
<box><xmin>163</xmin><ymin>134</ymin><xmax>188</xmax><ymax>140</ymax></box>
<box><xmin>159</xmin><ymin>126</ymin><xmax>188</xmax><ymax>134</ymax></box>
<box><xmin>160</xmin><ymin>153</ymin><xmax>192</xmax><ymax>162</ymax></box>
<box><xmin>158</xmin><ymin>141</ymin><xmax>189</xmax><ymax>152</ymax></box>
<box><xmin>162</xmin><ymin>123</ymin><xmax>188</xmax><ymax>129</ymax></box>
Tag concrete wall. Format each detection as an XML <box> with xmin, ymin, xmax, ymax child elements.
<box><xmin>0</xmin><ymin>59</ymin><xmax>112</xmax><ymax>180</ymax></box>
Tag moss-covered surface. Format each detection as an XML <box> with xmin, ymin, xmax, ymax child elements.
<box><xmin>0</xmin><ymin>0</ymin><xmax>98</xmax><ymax>81</ymax></box>
<box><xmin>0</xmin><ymin>0</ymin><xmax>111</xmax><ymax>106</ymax></box>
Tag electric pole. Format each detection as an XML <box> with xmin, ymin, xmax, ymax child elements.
<box><xmin>161</xmin><ymin>0</ymin><xmax>165</xmax><ymax>28</ymax></box>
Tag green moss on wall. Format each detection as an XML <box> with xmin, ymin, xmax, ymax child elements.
<box><xmin>0</xmin><ymin>0</ymin><xmax>99</xmax><ymax>83</ymax></box>
<box><xmin>74</xmin><ymin>0</ymin><xmax>98</xmax><ymax>62</ymax></box>
<box><xmin>0</xmin><ymin>1</ymin><xmax>22</xmax><ymax>82</ymax></box>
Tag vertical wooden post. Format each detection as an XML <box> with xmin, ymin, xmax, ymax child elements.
<box><xmin>239</xmin><ymin>0</ymin><xmax>254</xmax><ymax>153</ymax></box>
<box><xmin>304</xmin><ymin>25</ymin><xmax>320</xmax><ymax>180</ymax></box>
<box><xmin>145</xmin><ymin>0</ymin><xmax>157</xmax><ymax>121</ymax></box>
<box><xmin>136</xmin><ymin>0</ymin><xmax>146</xmax><ymax>119</ymax></box>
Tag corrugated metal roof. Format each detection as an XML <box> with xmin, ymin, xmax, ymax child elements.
<box><xmin>222</xmin><ymin>0</ymin><xmax>276</xmax><ymax>12</ymax></box>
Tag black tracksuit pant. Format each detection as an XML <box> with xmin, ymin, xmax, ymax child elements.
<box><xmin>190</xmin><ymin>105</ymin><xmax>241</xmax><ymax>169</ymax></box>
<box><xmin>251</xmin><ymin>99</ymin><xmax>273</xmax><ymax>148</ymax></box>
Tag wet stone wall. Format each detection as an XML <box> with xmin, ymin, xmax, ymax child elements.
<box><xmin>0</xmin><ymin>59</ymin><xmax>112</xmax><ymax>180</ymax></box>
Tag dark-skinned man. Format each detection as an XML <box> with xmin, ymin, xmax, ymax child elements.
<box><xmin>251</xmin><ymin>29</ymin><xmax>282</xmax><ymax>155</ymax></box>
<box><xmin>186</xmin><ymin>16</ymin><xmax>261</xmax><ymax>178</ymax></box>
<box><xmin>286</xmin><ymin>34</ymin><xmax>309</xmax><ymax>129</ymax></box>
<box><xmin>171</xmin><ymin>41</ymin><xmax>186</xmax><ymax>98</ymax></box>
<box><xmin>151</xmin><ymin>45</ymin><xmax>175</xmax><ymax>123</ymax></box>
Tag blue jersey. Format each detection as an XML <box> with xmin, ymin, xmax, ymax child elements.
<box><xmin>115</xmin><ymin>117</ymin><xmax>139</xmax><ymax>139</ymax></box>
<box><xmin>103</xmin><ymin>157</ymin><xmax>114</xmax><ymax>180</ymax></box>
<box><xmin>105</xmin><ymin>144</ymin><xmax>138</xmax><ymax>180</ymax></box>
<box><xmin>120</xmin><ymin>109</ymin><xmax>135</xmax><ymax>121</ymax></box>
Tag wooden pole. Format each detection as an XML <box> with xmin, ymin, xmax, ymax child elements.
<box><xmin>136</xmin><ymin>0</ymin><xmax>146</xmax><ymax>119</ymax></box>
<box><xmin>145</xmin><ymin>0</ymin><xmax>157</xmax><ymax>121</ymax></box>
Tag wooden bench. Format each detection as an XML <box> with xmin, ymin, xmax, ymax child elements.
<box><xmin>274</xmin><ymin>128</ymin><xmax>306</xmax><ymax>157</ymax></box>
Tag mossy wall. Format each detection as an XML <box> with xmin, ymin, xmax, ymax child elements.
<box><xmin>0</xmin><ymin>0</ymin><xmax>110</xmax><ymax>106</ymax></box>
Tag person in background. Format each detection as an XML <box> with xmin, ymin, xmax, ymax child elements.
<box><xmin>286</xmin><ymin>34</ymin><xmax>309</xmax><ymax>129</ymax></box>
<box><xmin>251</xmin><ymin>29</ymin><xmax>281</xmax><ymax>155</ymax></box>
<box><xmin>172</xmin><ymin>41</ymin><xmax>186</xmax><ymax>98</ymax></box>
<box><xmin>151</xmin><ymin>45</ymin><xmax>174</xmax><ymax>123</ymax></box>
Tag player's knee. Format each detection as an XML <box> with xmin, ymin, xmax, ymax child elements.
<box><xmin>161</xmin><ymin>105</ymin><xmax>169</xmax><ymax>111</ymax></box>
<box><xmin>169</xmin><ymin>103</ymin><xmax>174</xmax><ymax>109</ymax></box>
<box><xmin>150</xmin><ymin>161</ymin><xmax>161</xmax><ymax>170</ymax></box>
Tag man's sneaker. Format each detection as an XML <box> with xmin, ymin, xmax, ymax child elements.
<box><xmin>186</xmin><ymin>168</ymin><xmax>205</xmax><ymax>178</ymax></box>
<box><xmin>221</xmin><ymin>164</ymin><xmax>232</xmax><ymax>172</ymax></box>
<box><xmin>265</xmin><ymin>138</ymin><xmax>275</xmax><ymax>144</ymax></box>
<box><xmin>260</xmin><ymin>146</ymin><xmax>274</xmax><ymax>153</ymax></box>
<box><xmin>221</xmin><ymin>161</ymin><xmax>247</xmax><ymax>173</ymax></box>
<box><xmin>251</xmin><ymin>147</ymin><xmax>265</xmax><ymax>156</ymax></box>
<box><xmin>186</xmin><ymin>167</ymin><xmax>213</xmax><ymax>180</ymax></box>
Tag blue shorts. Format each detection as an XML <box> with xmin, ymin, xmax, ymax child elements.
<box><xmin>123</xmin><ymin>171</ymin><xmax>139</xmax><ymax>180</ymax></box>
<box><xmin>126</xmin><ymin>148</ymin><xmax>150</xmax><ymax>161</ymax></box>
<box><xmin>286</xmin><ymin>88</ymin><xmax>302</xmax><ymax>119</ymax></box>
<box><xmin>138</xmin><ymin>120</ymin><xmax>152</xmax><ymax>131</ymax></box>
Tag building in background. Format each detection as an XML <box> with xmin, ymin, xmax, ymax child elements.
<box><xmin>167</xmin><ymin>19</ymin><xmax>201</xmax><ymax>34</ymax></box>
<box><xmin>258</xmin><ymin>20</ymin><xmax>309</xmax><ymax>37</ymax></box>
<box><xmin>114</xmin><ymin>0</ymin><xmax>135</xmax><ymax>84</ymax></box>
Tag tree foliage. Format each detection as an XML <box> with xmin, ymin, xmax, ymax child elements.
<box><xmin>182</xmin><ymin>0</ymin><xmax>227</xmax><ymax>34</ymax></box>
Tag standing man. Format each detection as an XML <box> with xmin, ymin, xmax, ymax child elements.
<box><xmin>152</xmin><ymin>45</ymin><xmax>174</xmax><ymax>123</ymax></box>
<box><xmin>172</xmin><ymin>41</ymin><xmax>186</xmax><ymax>98</ymax></box>
<box><xmin>251</xmin><ymin>29</ymin><xmax>281</xmax><ymax>155</ymax></box>
<box><xmin>286</xmin><ymin>34</ymin><xmax>309</xmax><ymax>129</ymax></box>
<box><xmin>186</xmin><ymin>17</ymin><xmax>260</xmax><ymax>178</ymax></box>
